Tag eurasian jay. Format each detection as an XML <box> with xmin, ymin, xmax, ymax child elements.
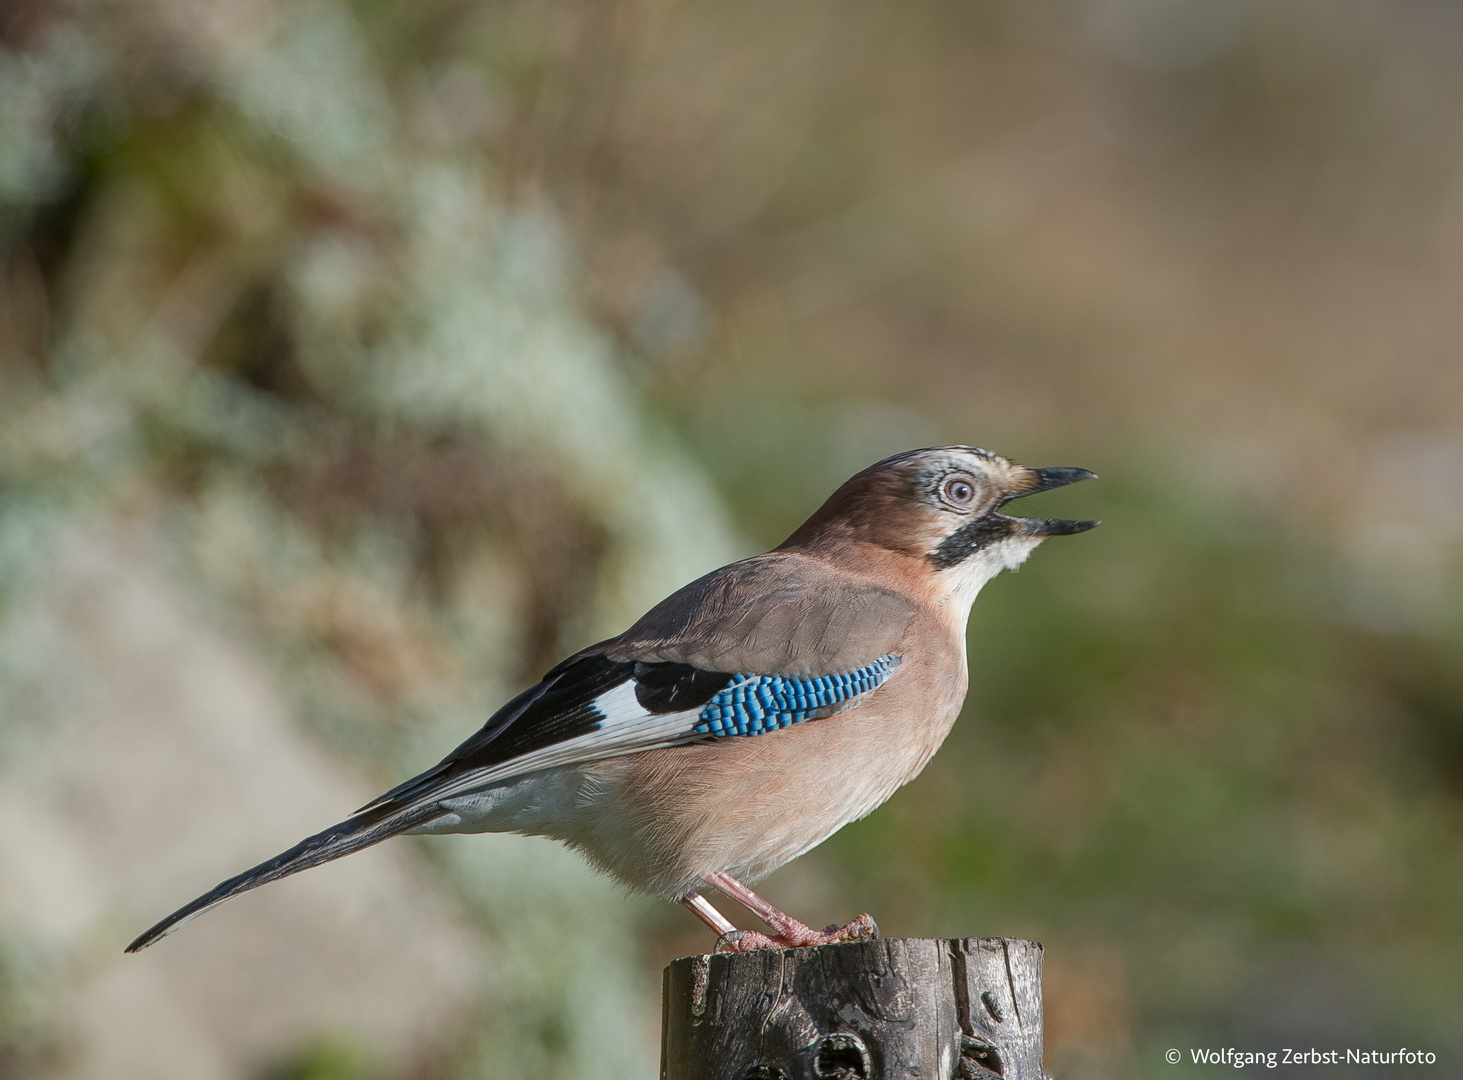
<box><xmin>126</xmin><ymin>446</ymin><xmax>1096</xmax><ymax>953</ymax></box>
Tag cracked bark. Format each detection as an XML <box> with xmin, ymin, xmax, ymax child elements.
<box><xmin>661</xmin><ymin>937</ymin><xmax>1047</xmax><ymax>1080</ymax></box>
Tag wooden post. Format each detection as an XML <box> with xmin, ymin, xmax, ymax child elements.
<box><xmin>661</xmin><ymin>937</ymin><xmax>1047</xmax><ymax>1080</ymax></box>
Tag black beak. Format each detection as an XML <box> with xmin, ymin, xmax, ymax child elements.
<box><xmin>1003</xmin><ymin>466</ymin><xmax>1100</xmax><ymax>537</ymax></box>
<box><xmin>1029</xmin><ymin>466</ymin><xmax>1098</xmax><ymax>493</ymax></box>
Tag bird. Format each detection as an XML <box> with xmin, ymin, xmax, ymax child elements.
<box><xmin>125</xmin><ymin>446</ymin><xmax>1097</xmax><ymax>954</ymax></box>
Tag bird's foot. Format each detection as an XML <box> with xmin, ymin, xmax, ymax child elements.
<box><xmin>713</xmin><ymin>913</ymin><xmax>880</xmax><ymax>952</ymax></box>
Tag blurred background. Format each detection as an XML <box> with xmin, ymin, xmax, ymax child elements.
<box><xmin>3</xmin><ymin>0</ymin><xmax>1463</xmax><ymax>1076</ymax></box>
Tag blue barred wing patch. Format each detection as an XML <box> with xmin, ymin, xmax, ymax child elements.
<box><xmin>694</xmin><ymin>654</ymin><xmax>900</xmax><ymax>738</ymax></box>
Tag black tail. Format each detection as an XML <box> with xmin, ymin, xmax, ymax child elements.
<box><xmin>125</xmin><ymin>801</ymin><xmax>446</xmax><ymax>953</ymax></box>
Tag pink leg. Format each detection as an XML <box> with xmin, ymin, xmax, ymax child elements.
<box><xmin>703</xmin><ymin>871</ymin><xmax>879</xmax><ymax>952</ymax></box>
<box><xmin>680</xmin><ymin>891</ymin><xmax>738</xmax><ymax>936</ymax></box>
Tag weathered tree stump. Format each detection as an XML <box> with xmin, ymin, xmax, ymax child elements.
<box><xmin>661</xmin><ymin>937</ymin><xmax>1047</xmax><ymax>1080</ymax></box>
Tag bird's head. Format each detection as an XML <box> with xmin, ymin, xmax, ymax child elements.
<box><xmin>779</xmin><ymin>445</ymin><xmax>1098</xmax><ymax>598</ymax></box>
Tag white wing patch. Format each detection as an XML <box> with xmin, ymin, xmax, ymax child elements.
<box><xmin>424</xmin><ymin>677</ymin><xmax>703</xmax><ymax>803</ymax></box>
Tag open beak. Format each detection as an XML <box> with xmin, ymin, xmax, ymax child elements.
<box><xmin>1001</xmin><ymin>466</ymin><xmax>1100</xmax><ymax>537</ymax></box>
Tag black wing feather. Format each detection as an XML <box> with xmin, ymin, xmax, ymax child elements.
<box><xmin>357</xmin><ymin>653</ymin><xmax>735</xmax><ymax>816</ymax></box>
<box><xmin>448</xmin><ymin>653</ymin><xmax>630</xmax><ymax>770</ymax></box>
<box><xmin>367</xmin><ymin>652</ymin><xmax>735</xmax><ymax>814</ymax></box>
<box><xmin>631</xmin><ymin>660</ymin><xmax>733</xmax><ymax>713</ymax></box>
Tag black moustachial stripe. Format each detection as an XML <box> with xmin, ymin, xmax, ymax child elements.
<box><xmin>928</xmin><ymin>515</ymin><xmax>1018</xmax><ymax>569</ymax></box>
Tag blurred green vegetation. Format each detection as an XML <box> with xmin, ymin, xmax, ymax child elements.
<box><xmin>268</xmin><ymin>1038</ymin><xmax>376</xmax><ymax>1080</ymax></box>
<box><xmin>4</xmin><ymin>0</ymin><xmax>1463</xmax><ymax>1077</ymax></box>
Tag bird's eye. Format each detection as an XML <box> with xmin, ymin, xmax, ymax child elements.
<box><xmin>942</xmin><ymin>477</ymin><xmax>975</xmax><ymax>505</ymax></box>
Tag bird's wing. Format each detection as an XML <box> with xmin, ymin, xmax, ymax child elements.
<box><xmin>372</xmin><ymin>647</ymin><xmax>903</xmax><ymax>808</ymax></box>
<box><xmin>606</xmin><ymin>550</ymin><xmax>918</xmax><ymax>675</ymax></box>
<box><xmin>363</xmin><ymin>551</ymin><xmax>918</xmax><ymax>808</ymax></box>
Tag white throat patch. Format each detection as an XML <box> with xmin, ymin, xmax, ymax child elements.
<box><xmin>937</xmin><ymin>535</ymin><xmax>1043</xmax><ymax>628</ymax></box>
